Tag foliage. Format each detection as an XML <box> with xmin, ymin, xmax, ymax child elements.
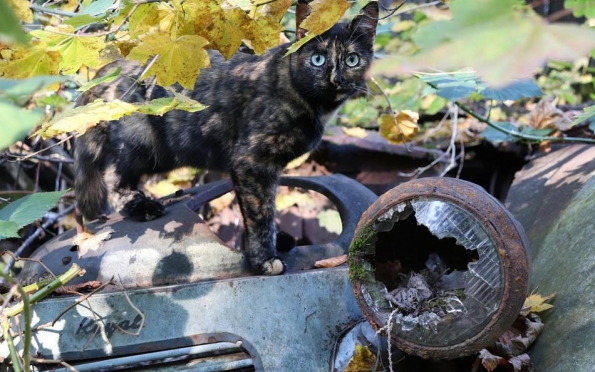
<box><xmin>0</xmin><ymin>190</ymin><xmax>66</xmax><ymax>239</ymax></box>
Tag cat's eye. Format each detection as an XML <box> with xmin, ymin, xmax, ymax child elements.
<box><xmin>345</xmin><ymin>53</ymin><xmax>360</xmax><ymax>67</ymax></box>
<box><xmin>310</xmin><ymin>53</ymin><xmax>326</xmax><ymax>67</ymax></box>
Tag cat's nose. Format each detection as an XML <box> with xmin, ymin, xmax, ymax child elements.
<box><xmin>330</xmin><ymin>69</ymin><xmax>343</xmax><ymax>86</ymax></box>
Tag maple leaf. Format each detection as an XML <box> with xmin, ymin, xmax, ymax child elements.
<box><xmin>128</xmin><ymin>31</ymin><xmax>210</xmax><ymax>89</ymax></box>
<box><xmin>0</xmin><ymin>41</ymin><xmax>61</xmax><ymax>78</ymax></box>
<box><xmin>521</xmin><ymin>292</ymin><xmax>556</xmax><ymax>316</ymax></box>
<box><xmin>254</xmin><ymin>0</ymin><xmax>292</xmax><ymax>21</ymax></box>
<box><xmin>242</xmin><ymin>15</ymin><xmax>283</xmax><ymax>55</ymax></box>
<box><xmin>299</xmin><ymin>0</ymin><xmax>350</xmax><ymax>34</ymax></box>
<box><xmin>195</xmin><ymin>4</ymin><xmax>249</xmax><ymax>59</ymax></box>
<box><xmin>379</xmin><ymin>110</ymin><xmax>420</xmax><ymax>144</ymax></box>
<box><xmin>6</xmin><ymin>0</ymin><xmax>33</xmax><ymax>23</ymax></box>
<box><xmin>31</xmin><ymin>27</ymin><xmax>106</xmax><ymax>74</ymax></box>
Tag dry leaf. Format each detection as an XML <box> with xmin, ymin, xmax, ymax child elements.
<box><xmin>521</xmin><ymin>292</ymin><xmax>556</xmax><ymax>316</ymax></box>
<box><xmin>378</xmin><ymin>110</ymin><xmax>419</xmax><ymax>144</ymax></box>
<box><xmin>528</xmin><ymin>99</ymin><xmax>572</xmax><ymax>132</ymax></box>
<box><xmin>285</xmin><ymin>152</ymin><xmax>310</xmax><ymax>170</ymax></box>
<box><xmin>74</xmin><ymin>231</ymin><xmax>112</xmax><ymax>257</ymax></box>
<box><xmin>314</xmin><ymin>254</ymin><xmax>347</xmax><ymax>268</ymax></box>
<box><xmin>342</xmin><ymin>126</ymin><xmax>368</xmax><ymax>138</ymax></box>
<box><xmin>209</xmin><ymin>192</ymin><xmax>236</xmax><ymax>215</ymax></box>
<box><xmin>478</xmin><ymin>349</ymin><xmax>505</xmax><ymax>372</ymax></box>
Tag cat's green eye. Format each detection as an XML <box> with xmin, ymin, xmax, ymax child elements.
<box><xmin>345</xmin><ymin>53</ymin><xmax>360</xmax><ymax>67</ymax></box>
<box><xmin>311</xmin><ymin>53</ymin><xmax>326</xmax><ymax>67</ymax></box>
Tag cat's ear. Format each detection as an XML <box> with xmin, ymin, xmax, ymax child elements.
<box><xmin>349</xmin><ymin>2</ymin><xmax>379</xmax><ymax>41</ymax></box>
<box><xmin>295</xmin><ymin>0</ymin><xmax>310</xmax><ymax>41</ymax></box>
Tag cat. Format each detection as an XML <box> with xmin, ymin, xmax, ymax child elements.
<box><xmin>74</xmin><ymin>1</ymin><xmax>379</xmax><ymax>275</ymax></box>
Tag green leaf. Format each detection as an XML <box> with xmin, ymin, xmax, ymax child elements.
<box><xmin>520</xmin><ymin>126</ymin><xmax>555</xmax><ymax>137</ymax></box>
<box><xmin>0</xmin><ymin>99</ymin><xmax>44</xmax><ymax>150</ymax></box>
<box><xmin>564</xmin><ymin>0</ymin><xmax>595</xmax><ymax>18</ymax></box>
<box><xmin>481</xmin><ymin>79</ymin><xmax>543</xmax><ymax>101</ymax></box>
<box><xmin>480</xmin><ymin>122</ymin><xmax>518</xmax><ymax>144</ymax></box>
<box><xmin>0</xmin><ymin>221</ymin><xmax>20</xmax><ymax>239</ymax></box>
<box><xmin>417</xmin><ymin>71</ymin><xmax>542</xmax><ymax>101</ymax></box>
<box><xmin>77</xmin><ymin>67</ymin><xmax>121</xmax><ymax>92</ymax></box>
<box><xmin>571</xmin><ymin>105</ymin><xmax>595</xmax><ymax>126</ymax></box>
<box><xmin>374</xmin><ymin>0</ymin><xmax>595</xmax><ymax>87</ymax></box>
<box><xmin>317</xmin><ymin>209</ymin><xmax>342</xmax><ymax>235</ymax></box>
<box><xmin>0</xmin><ymin>191</ymin><xmax>66</xmax><ymax>239</ymax></box>
<box><xmin>0</xmin><ymin>76</ymin><xmax>69</xmax><ymax>98</ymax></box>
<box><xmin>0</xmin><ymin>0</ymin><xmax>28</xmax><ymax>45</ymax></box>
<box><xmin>64</xmin><ymin>14</ymin><xmax>105</xmax><ymax>29</ymax></box>
<box><xmin>81</xmin><ymin>0</ymin><xmax>115</xmax><ymax>16</ymax></box>
<box><xmin>137</xmin><ymin>97</ymin><xmax>178</xmax><ymax>116</ymax></box>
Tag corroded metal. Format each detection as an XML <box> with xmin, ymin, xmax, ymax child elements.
<box><xmin>349</xmin><ymin>177</ymin><xmax>531</xmax><ymax>359</ymax></box>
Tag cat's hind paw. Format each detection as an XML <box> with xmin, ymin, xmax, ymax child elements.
<box><xmin>123</xmin><ymin>194</ymin><xmax>165</xmax><ymax>222</ymax></box>
<box><xmin>260</xmin><ymin>257</ymin><xmax>286</xmax><ymax>276</ymax></box>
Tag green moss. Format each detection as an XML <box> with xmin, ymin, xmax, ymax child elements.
<box><xmin>348</xmin><ymin>225</ymin><xmax>377</xmax><ymax>283</ymax></box>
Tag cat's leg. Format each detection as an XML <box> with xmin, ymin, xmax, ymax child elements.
<box><xmin>230</xmin><ymin>161</ymin><xmax>286</xmax><ymax>275</ymax></box>
<box><xmin>105</xmin><ymin>164</ymin><xmax>165</xmax><ymax>222</ymax></box>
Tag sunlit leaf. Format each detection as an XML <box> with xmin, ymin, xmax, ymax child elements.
<box><xmin>242</xmin><ymin>15</ymin><xmax>283</xmax><ymax>55</ymax></box>
<box><xmin>318</xmin><ymin>209</ymin><xmax>342</xmax><ymax>235</ymax></box>
<box><xmin>255</xmin><ymin>0</ymin><xmax>292</xmax><ymax>21</ymax></box>
<box><xmin>38</xmin><ymin>98</ymin><xmax>138</xmax><ymax>138</ymax></box>
<box><xmin>0</xmin><ymin>41</ymin><xmax>61</xmax><ymax>78</ymax></box>
<box><xmin>31</xmin><ymin>27</ymin><xmax>106</xmax><ymax>74</ymax></box>
<box><xmin>300</xmin><ymin>0</ymin><xmax>350</xmax><ymax>34</ymax></box>
<box><xmin>373</xmin><ymin>0</ymin><xmax>595</xmax><ymax>86</ymax></box>
<box><xmin>345</xmin><ymin>344</ymin><xmax>378</xmax><ymax>372</ymax></box>
<box><xmin>379</xmin><ymin>110</ymin><xmax>419</xmax><ymax>144</ymax></box>
<box><xmin>0</xmin><ymin>99</ymin><xmax>44</xmax><ymax>150</ymax></box>
<box><xmin>128</xmin><ymin>31</ymin><xmax>210</xmax><ymax>88</ymax></box>
<box><xmin>195</xmin><ymin>5</ymin><xmax>248</xmax><ymax>59</ymax></box>
<box><xmin>342</xmin><ymin>126</ymin><xmax>368</xmax><ymax>138</ymax></box>
<box><xmin>521</xmin><ymin>293</ymin><xmax>556</xmax><ymax>316</ymax></box>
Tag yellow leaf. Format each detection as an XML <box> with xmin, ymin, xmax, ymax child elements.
<box><xmin>38</xmin><ymin>98</ymin><xmax>138</xmax><ymax>138</ymax></box>
<box><xmin>285</xmin><ymin>152</ymin><xmax>310</xmax><ymax>170</ymax></box>
<box><xmin>195</xmin><ymin>5</ymin><xmax>249</xmax><ymax>59</ymax></box>
<box><xmin>241</xmin><ymin>15</ymin><xmax>283</xmax><ymax>55</ymax></box>
<box><xmin>342</xmin><ymin>126</ymin><xmax>368</xmax><ymax>138</ymax></box>
<box><xmin>7</xmin><ymin>0</ymin><xmax>33</xmax><ymax>23</ymax></box>
<box><xmin>128</xmin><ymin>31</ymin><xmax>210</xmax><ymax>89</ymax></box>
<box><xmin>144</xmin><ymin>179</ymin><xmax>180</xmax><ymax>198</ymax></box>
<box><xmin>31</xmin><ymin>27</ymin><xmax>106</xmax><ymax>74</ymax></box>
<box><xmin>521</xmin><ymin>292</ymin><xmax>556</xmax><ymax>316</ymax></box>
<box><xmin>74</xmin><ymin>230</ymin><xmax>112</xmax><ymax>257</ymax></box>
<box><xmin>300</xmin><ymin>0</ymin><xmax>350</xmax><ymax>34</ymax></box>
<box><xmin>255</xmin><ymin>0</ymin><xmax>292</xmax><ymax>21</ymax></box>
<box><xmin>378</xmin><ymin>110</ymin><xmax>420</xmax><ymax>144</ymax></box>
<box><xmin>61</xmin><ymin>0</ymin><xmax>79</xmax><ymax>13</ymax></box>
<box><xmin>345</xmin><ymin>344</ymin><xmax>379</xmax><ymax>372</ymax></box>
<box><xmin>0</xmin><ymin>41</ymin><xmax>61</xmax><ymax>78</ymax></box>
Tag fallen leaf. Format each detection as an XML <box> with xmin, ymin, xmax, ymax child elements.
<box><xmin>509</xmin><ymin>353</ymin><xmax>532</xmax><ymax>372</ymax></box>
<box><xmin>345</xmin><ymin>344</ymin><xmax>379</xmax><ymax>372</ymax></box>
<box><xmin>209</xmin><ymin>192</ymin><xmax>236</xmax><ymax>215</ymax></box>
<box><xmin>342</xmin><ymin>126</ymin><xmax>368</xmax><ymax>138</ymax></box>
<box><xmin>521</xmin><ymin>292</ymin><xmax>555</xmax><ymax>316</ymax></box>
<box><xmin>478</xmin><ymin>349</ymin><xmax>505</xmax><ymax>372</ymax></box>
<box><xmin>528</xmin><ymin>99</ymin><xmax>572</xmax><ymax>133</ymax></box>
<box><xmin>317</xmin><ymin>209</ymin><xmax>342</xmax><ymax>235</ymax></box>
<box><xmin>285</xmin><ymin>152</ymin><xmax>310</xmax><ymax>170</ymax></box>
<box><xmin>378</xmin><ymin>110</ymin><xmax>420</xmax><ymax>144</ymax></box>
<box><xmin>74</xmin><ymin>230</ymin><xmax>112</xmax><ymax>257</ymax></box>
<box><xmin>314</xmin><ymin>254</ymin><xmax>347</xmax><ymax>268</ymax></box>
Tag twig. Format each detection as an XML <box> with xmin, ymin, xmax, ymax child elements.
<box><xmin>30</xmin><ymin>358</ymin><xmax>78</xmax><ymax>372</ymax></box>
<box><xmin>369</xmin><ymin>76</ymin><xmax>411</xmax><ymax>152</ymax></box>
<box><xmin>0</xmin><ymin>273</ymin><xmax>32</xmax><ymax>371</ymax></box>
<box><xmin>113</xmin><ymin>276</ymin><xmax>145</xmax><ymax>336</ymax></box>
<box><xmin>4</xmin><ymin>151</ymin><xmax>74</xmax><ymax>164</ymax></box>
<box><xmin>17</xmin><ymin>135</ymin><xmax>74</xmax><ymax>162</ymax></box>
<box><xmin>51</xmin><ymin>278</ymin><xmax>114</xmax><ymax>326</ymax></box>
<box><xmin>439</xmin><ymin>103</ymin><xmax>458</xmax><ymax>176</ymax></box>
<box><xmin>391</xmin><ymin>1</ymin><xmax>441</xmax><ymax>19</ymax></box>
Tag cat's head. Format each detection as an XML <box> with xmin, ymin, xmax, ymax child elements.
<box><xmin>289</xmin><ymin>2</ymin><xmax>379</xmax><ymax>110</ymax></box>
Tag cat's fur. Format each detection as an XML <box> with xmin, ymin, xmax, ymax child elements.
<box><xmin>74</xmin><ymin>2</ymin><xmax>378</xmax><ymax>275</ymax></box>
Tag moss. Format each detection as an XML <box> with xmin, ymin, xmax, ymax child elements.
<box><xmin>348</xmin><ymin>225</ymin><xmax>377</xmax><ymax>282</ymax></box>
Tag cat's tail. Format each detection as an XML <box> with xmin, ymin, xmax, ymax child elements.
<box><xmin>74</xmin><ymin>123</ymin><xmax>110</xmax><ymax>220</ymax></box>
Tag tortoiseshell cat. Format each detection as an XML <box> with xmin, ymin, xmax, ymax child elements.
<box><xmin>75</xmin><ymin>2</ymin><xmax>378</xmax><ymax>275</ymax></box>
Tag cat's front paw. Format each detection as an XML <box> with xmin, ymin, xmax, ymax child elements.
<box><xmin>260</xmin><ymin>257</ymin><xmax>286</xmax><ymax>275</ymax></box>
<box><xmin>123</xmin><ymin>194</ymin><xmax>165</xmax><ymax>221</ymax></box>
